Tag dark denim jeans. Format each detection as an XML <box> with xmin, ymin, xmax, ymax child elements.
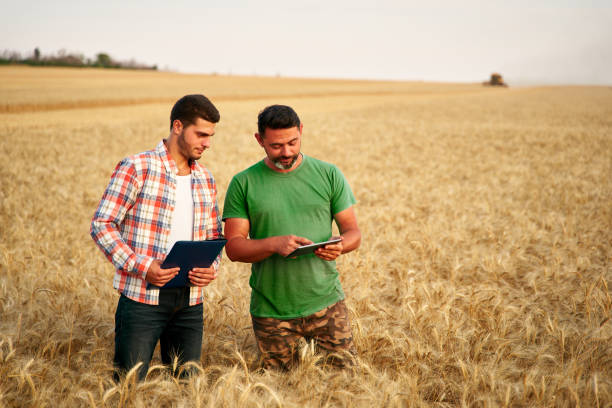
<box><xmin>114</xmin><ymin>288</ymin><xmax>203</xmax><ymax>381</ymax></box>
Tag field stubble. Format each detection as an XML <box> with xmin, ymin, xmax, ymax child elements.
<box><xmin>0</xmin><ymin>67</ymin><xmax>610</xmax><ymax>407</ymax></box>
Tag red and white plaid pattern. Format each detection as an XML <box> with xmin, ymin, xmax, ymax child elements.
<box><xmin>91</xmin><ymin>140</ymin><xmax>222</xmax><ymax>305</ymax></box>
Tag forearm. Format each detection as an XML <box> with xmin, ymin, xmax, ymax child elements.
<box><xmin>340</xmin><ymin>228</ymin><xmax>361</xmax><ymax>254</ymax></box>
<box><xmin>90</xmin><ymin>158</ymin><xmax>151</xmax><ymax>276</ymax></box>
<box><xmin>90</xmin><ymin>219</ymin><xmax>153</xmax><ymax>278</ymax></box>
<box><xmin>225</xmin><ymin>236</ymin><xmax>278</xmax><ymax>263</ymax></box>
<box><xmin>207</xmin><ymin>192</ymin><xmax>223</xmax><ymax>240</ymax></box>
<box><xmin>208</xmin><ymin>199</ymin><xmax>223</xmax><ymax>270</ymax></box>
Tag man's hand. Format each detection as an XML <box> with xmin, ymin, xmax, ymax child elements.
<box><xmin>224</xmin><ymin>218</ymin><xmax>318</xmax><ymax>262</ymax></box>
<box><xmin>189</xmin><ymin>267</ymin><xmax>217</xmax><ymax>287</ymax></box>
<box><xmin>274</xmin><ymin>235</ymin><xmax>313</xmax><ymax>257</ymax></box>
<box><xmin>145</xmin><ymin>260</ymin><xmax>179</xmax><ymax>287</ymax></box>
<box><xmin>315</xmin><ymin>236</ymin><xmax>344</xmax><ymax>261</ymax></box>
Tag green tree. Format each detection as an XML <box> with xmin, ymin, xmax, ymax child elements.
<box><xmin>95</xmin><ymin>53</ymin><xmax>112</xmax><ymax>67</ymax></box>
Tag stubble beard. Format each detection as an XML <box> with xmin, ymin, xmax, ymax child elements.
<box><xmin>178</xmin><ymin>130</ymin><xmax>201</xmax><ymax>161</ymax></box>
<box><xmin>272</xmin><ymin>153</ymin><xmax>299</xmax><ymax>170</ymax></box>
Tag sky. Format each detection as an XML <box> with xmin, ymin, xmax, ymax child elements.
<box><xmin>2</xmin><ymin>0</ymin><xmax>612</xmax><ymax>85</ymax></box>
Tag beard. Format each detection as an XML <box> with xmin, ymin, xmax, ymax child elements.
<box><xmin>177</xmin><ymin>130</ymin><xmax>202</xmax><ymax>160</ymax></box>
<box><xmin>272</xmin><ymin>153</ymin><xmax>300</xmax><ymax>170</ymax></box>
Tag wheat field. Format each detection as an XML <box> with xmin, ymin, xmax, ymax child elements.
<box><xmin>0</xmin><ymin>66</ymin><xmax>610</xmax><ymax>407</ymax></box>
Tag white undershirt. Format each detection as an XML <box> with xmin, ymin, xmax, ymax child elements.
<box><xmin>167</xmin><ymin>174</ymin><xmax>194</xmax><ymax>253</ymax></box>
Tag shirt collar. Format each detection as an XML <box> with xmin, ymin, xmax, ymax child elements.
<box><xmin>156</xmin><ymin>140</ymin><xmax>203</xmax><ymax>177</ymax></box>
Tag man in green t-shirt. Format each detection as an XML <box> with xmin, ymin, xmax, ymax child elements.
<box><xmin>223</xmin><ymin>105</ymin><xmax>361</xmax><ymax>370</ymax></box>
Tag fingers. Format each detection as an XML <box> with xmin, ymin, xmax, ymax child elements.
<box><xmin>315</xmin><ymin>251</ymin><xmax>340</xmax><ymax>261</ymax></box>
<box><xmin>320</xmin><ymin>241</ymin><xmax>343</xmax><ymax>254</ymax></box>
<box><xmin>315</xmin><ymin>242</ymin><xmax>343</xmax><ymax>261</ymax></box>
<box><xmin>275</xmin><ymin>235</ymin><xmax>310</xmax><ymax>257</ymax></box>
<box><xmin>295</xmin><ymin>236</ymin><xmax>314</xmax><ymax>246</ymax></box>
<box><xmin>191</xmin><ymin>267</ymin><xmax>215</xmax><ymax>273</ymax></box>
<box><xmin>154</xmin><ymin>275</ymin><xmax>178</xmax><ymax>287</ymax></box>
<box><xmin>145</xmin><ymin>261</ymin><xmax>179</xmax><ymax>286</ymax></box>
<box><xmin>189</xmin><ymin>267</ymin><xmax>218</xmax><ymax>287</ymax></box>
<box><xmin>157</xmin><ymin>267</ymin><xmax>179</xmax><ymax>284</ymax></box>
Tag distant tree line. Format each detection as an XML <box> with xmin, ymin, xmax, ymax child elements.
<box><xmin>0</xmin><ymin>48</ymin><xmax>157</xmax><ymax>70</ymax></box>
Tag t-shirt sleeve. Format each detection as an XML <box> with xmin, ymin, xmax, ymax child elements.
<box><xmin>222</xmin><ymin>175</ymin><xmax>249</xmax><ymax>220</ymax></box>
<box><xmin>330</xmin><ymin>165</ymin><xmax>356</xmax><ymax>215</ymax></box>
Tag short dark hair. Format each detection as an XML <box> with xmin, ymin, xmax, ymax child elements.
<box><xmin>257</xmin><ymin>105</ymin><xmax>301</xmax><ymax>136</ymax></box>
<box><xmin>170</xmin><ymin>94</ymin><xmax>220</xmax><ymax>130</ymax></box>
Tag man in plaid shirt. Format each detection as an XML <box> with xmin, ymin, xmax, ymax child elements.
<box><xmin>91</xmin><ymin>94</ymin><xmax>222</xmax><ymax>381</ymax></box>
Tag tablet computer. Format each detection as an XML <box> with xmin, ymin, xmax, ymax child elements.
<box><xmin>286</xmin><ymin>238</ymin><xmax>342</xmax><ymax>258</ymax></box>
<box><xmin>159</xmin><ymin>239</ymin><xmax>227</xmax><ymax>288</ymax></box>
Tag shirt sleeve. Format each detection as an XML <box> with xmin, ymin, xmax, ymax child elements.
<box><xmin>206</xmin><ymin>177</ymin><xmax>223</xmax><ymax>240</ymax></box>
<box><xmin>222</xmin><ymin>175</ymin><xmax>249</xmax><ymax>220</ymax></box>
<box><xmin>90</xmin><ymin>158</ymin><xmax>153</xmax><ymax>279</ymax></box>
<box><xmin>206</xmin><ymin>176</ymin><xmax>223</xmax><ymax>271</ymax></box>
<box><xmin>330</xmin><ymin>165</ymin><xmax>356</xmax><ymax>215</ymax></box>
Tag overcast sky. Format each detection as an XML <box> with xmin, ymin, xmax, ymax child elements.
<box><xmin>2</xmin><ymin>0</ymin><xmax>611</xmax><ymax>85</ymax></box>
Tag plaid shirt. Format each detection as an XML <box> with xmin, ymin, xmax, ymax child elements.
<box><xmin>90</xmin><ymin>140</ymin><xmax>222</xmax><ymax>305</ymax></box>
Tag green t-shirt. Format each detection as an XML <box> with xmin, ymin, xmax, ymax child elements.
<box><xmin>222</xmin><ymin>154</ymin><xmax>356</xmax><ymax>319</ymax></box>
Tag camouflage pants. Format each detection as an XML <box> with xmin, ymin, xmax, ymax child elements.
<box><xmin>251</xmin><ymin>300</ymin><xmax>357</xmax><ymax>370</ymax></box>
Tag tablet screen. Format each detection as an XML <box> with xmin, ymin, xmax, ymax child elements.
<box><xmin>286</xmin><ymin>238</ymin><xmax>342</xmax><ymax>258</ymax></box>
